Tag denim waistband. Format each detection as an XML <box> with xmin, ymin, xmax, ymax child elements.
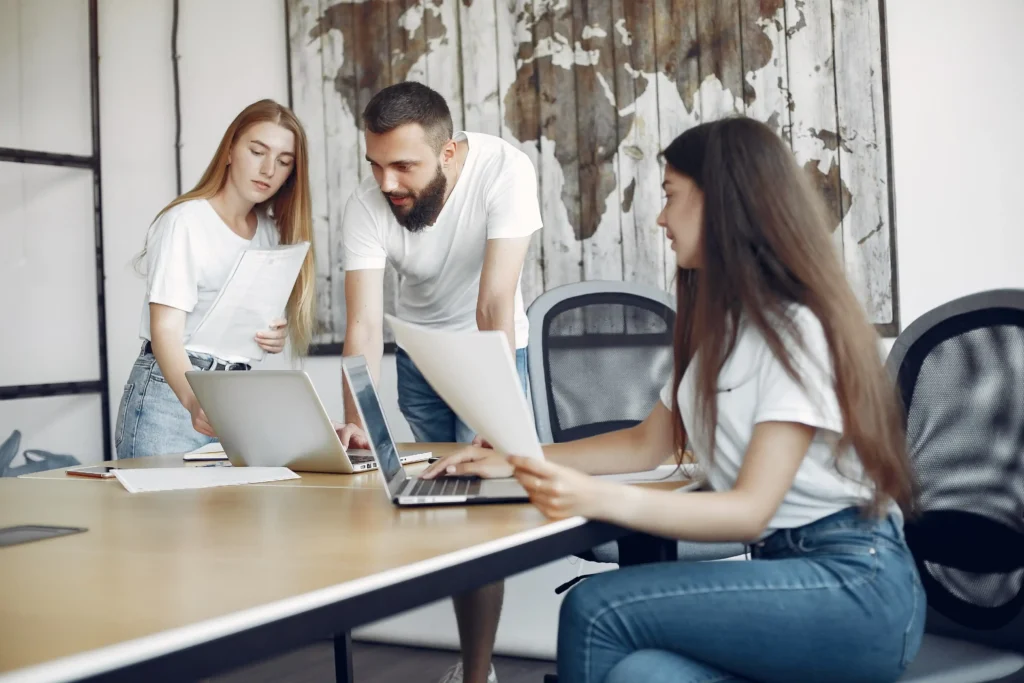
<box><xmin>752</xmin><ymin>507</ymin><xmax>905</xmax><ymax>558</ymax></box>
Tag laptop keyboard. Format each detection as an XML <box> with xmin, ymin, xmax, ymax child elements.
<box><xmin>407</xmin><ymin>477</ymin><xmax>481</xmax><ymax>498</ymax></box>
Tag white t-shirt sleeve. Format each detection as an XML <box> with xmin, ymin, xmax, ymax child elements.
<box><xmin>341</xmin><ymin>193</ymin><xmax>387</xmax><ymax>270</ymax></box>
<box><xmin>146</xmin><ymin>210</ymin><xmax>199</xmax><ymax>313</ymax></box>
<box><xmin>753</xmin><ymin>310</ymin><xmax>844</xmax><ymax>434</ymax></box>
<box><xmin>659</xmin><ymin>375</ymin><xmax>675</xmax><ymax>409</ymax></box>
<box><xmin>485</xmin><ymin>152</ymin><xmax>543</xmax><ymax>240</ymax></box>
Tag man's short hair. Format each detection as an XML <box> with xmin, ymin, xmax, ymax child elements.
<box><xmin>362</xmin><ymin>82</ymin><xmax>454</xmax><ymax>153</ymax></box>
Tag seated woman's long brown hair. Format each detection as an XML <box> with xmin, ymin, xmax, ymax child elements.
<box><xmin>663</xmin><ymin>117</ymin><xmax>913</xmax><ymax>516</ymax></box>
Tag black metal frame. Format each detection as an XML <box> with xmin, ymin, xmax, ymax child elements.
<box><xmin>0</xmin><ymin>0</ymin><xmax>111</xmax><ymax>461</ymax></box>
<box><xmin>310</xmin><ymin>341</ymin><xmax>398</xmax><ymax>356</ymax></box>
<box><xmin>68</xmin><ymin>519</ymin><xmax>627</xmax><ymax>683</ymax></box>
<box><xmin>876</xmin><ymin>0</ymin><xmax>901</xmax><ymax>339</ymax></box>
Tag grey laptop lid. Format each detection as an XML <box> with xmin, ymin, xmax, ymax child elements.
<box><xmin>341</xmin><ymin>356</ymin><xmax>409</xmax><ymax>498</ymax></box>
<box><xmin>185</xmin><ymin>370</ymin><xmax>369</xmax><ymax>473</ymax></box>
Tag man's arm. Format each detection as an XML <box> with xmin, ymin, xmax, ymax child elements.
<box><xmin>342</xmin><ymin>268</ymin><xmax>385</xmax><ymax>428</ymax></box>
<box><xmin>476</xmin><ymin>235</ymin><xmax>532</xmax><ymax>357</ymax></box>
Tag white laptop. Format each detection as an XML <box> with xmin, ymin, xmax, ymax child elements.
<box><xmin>342</xmin><ymin>356</ymin><xmax>529</xmax><ymax>506</ymax></box>
<box><xmin>185</xmin><ymin>370</ymin><xmax>430</xmax><ymax>474</ymax></box>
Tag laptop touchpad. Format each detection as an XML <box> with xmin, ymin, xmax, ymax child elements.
<box><xmin>479</xmin><ymin>479</ymin><xmax>528</xmax><ymax>497</ymax></box>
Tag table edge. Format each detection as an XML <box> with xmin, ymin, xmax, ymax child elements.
<box><xmin>0</xmin><ymin>516</ymin><xmax>592</xmax><ymax>683</ymax></box>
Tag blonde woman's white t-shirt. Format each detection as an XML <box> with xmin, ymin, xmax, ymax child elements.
<box><xmin>139</xmin><ymin>199</ymin><xmax>279</xmax><ymax>363</ymax></box>
<box><xmin>660</xmin><ymin>306</ymin><xmax>886</xmax><ymax>531</ymax></box>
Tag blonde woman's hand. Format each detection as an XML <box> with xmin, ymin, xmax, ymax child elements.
<box><xmin>188</xmin><ymin>399</ymin><xmax>216</xmax><ymax>438</ymax></box>
<box><xmin>256</xmin><ymin>318</ymin><xmax>288</xmax><ymax>354</ymax></box>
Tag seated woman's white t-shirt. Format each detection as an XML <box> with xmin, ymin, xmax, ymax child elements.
<box><xmin>139</xmin><ymin>198</ymin><xmax>279</xmax><ymax>363</ymax></box>
<box><xmin>661</xmin><ymin>306</ymin><xmax>886</xmax><ymax>532</ymax></box>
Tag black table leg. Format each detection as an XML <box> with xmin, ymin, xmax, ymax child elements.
<box><xmin>334</xmin><ymin>631</ymin><xmax>353</xmax><ymax>683</ymax></box>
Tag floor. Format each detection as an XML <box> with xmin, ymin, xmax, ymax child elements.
<box><xmin>209</xmin><ymin>641</ymin><xmax>555</xmax><ymax>683</ymax></box>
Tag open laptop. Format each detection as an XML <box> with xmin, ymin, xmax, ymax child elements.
<box><xmin>342</xmin><ymin>356</ymin><xmax>529</xmax><ymax>506</ymax></box>
<box><xmin>185</xmin><ymin>370</ymin><xmax>430</xmax><ymax>474</ymax></box>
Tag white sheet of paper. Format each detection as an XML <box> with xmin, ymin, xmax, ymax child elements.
<box><xmin>386</xmin><ymin>315</ymin><xmax>544</xmax><ymax>460</ymax></box>
<box><xmin>113</xmin><ymin>467</ymin><xmax>299</xmax><ymax>493</ymax></box>
<box><xmin>187</xmin><ymin>242</ymin><xmax>310</xmax><ymax>361</ymax></box>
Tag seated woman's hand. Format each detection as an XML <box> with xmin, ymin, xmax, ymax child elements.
<box><xmin>421</xmin><ymin>445</ymin><xmax>514</xmax><ymax>480</ymax></box>
<box><xmin>509</xmin><ymin>455</ymin><xmax>609</xmax><ymax>521</ymax></box>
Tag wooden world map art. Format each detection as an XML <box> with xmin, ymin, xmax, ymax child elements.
<box><xmin>287</xmin><ymin>0</ymin><xmax>898</xmax><ymax>347</ymax></box>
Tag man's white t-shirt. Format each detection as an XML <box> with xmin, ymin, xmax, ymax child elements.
<box><xmin>139</xmin><ymin>198</ymin><xmax>279</xmax><ymax>363</ymax></box>
<box><xmin>341</xmin><ymin>131</ymin><xmax>543</xmax><ymax>349</ymax></box>
<box><xmin>661</xmin><ymin>306</ymin><xmax>887</xmax><ymax>531</ymax></box>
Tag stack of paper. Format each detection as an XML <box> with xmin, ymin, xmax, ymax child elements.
<box><xmin>182</xmin><ymin>443</ymin><xmax>228</xmax><ymax>461</ymax></box>
<box><xmin>113</xmin><ymin>467</ymin><xmax>299</xmax><ymax>493</ymax></box>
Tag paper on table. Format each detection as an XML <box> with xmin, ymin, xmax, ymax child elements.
<box><xmin>182</xmin><ymin>442</ymin><xmax>227</xmax><ymax>461</ymax></box>
<box><xmin>187</xmin><ymin>242</ymin><xmax>310</xmax><ymax>361</ymax></box>
<box><xmin>113</xmin><ymin>467</ymin><xmax>299</xmax><ymax>493</ymax></box>
<box><xmin>385</xmin><ymin>315</ymin><xmax>544</xmax><ymax>460</ymax></box>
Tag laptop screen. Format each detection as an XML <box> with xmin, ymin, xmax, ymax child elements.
<box><xmin>342</xmin><ymin>357</ymin><xmax>406</xmax><ymax>496</ymax></box>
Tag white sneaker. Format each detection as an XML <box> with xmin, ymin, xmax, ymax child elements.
<box><xmin>437</xmin><ymin>661</ymin><xmax>498</xmax><ymax>683</ymax></box>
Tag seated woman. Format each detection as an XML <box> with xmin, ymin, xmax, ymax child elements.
<box><xmin>421</xmin><ymin>117</ymin><xmax>925</xmax><ymax>683</ymax></box>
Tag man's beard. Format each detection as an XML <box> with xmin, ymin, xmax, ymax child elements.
<box><xmin>383</xmin><ymin>163</ymin><xmax>448</xmax><ymax>232</ymax></box>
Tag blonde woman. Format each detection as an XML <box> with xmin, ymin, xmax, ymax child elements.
<box><xmin>116</xmin><ymin>99</ymin><xmax>316</xmax><ymax>459</ymax></box>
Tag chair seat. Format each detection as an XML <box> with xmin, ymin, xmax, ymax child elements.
<box><xmin>586</xmin><ymin>539</ymin><xmax>746</xmax><ymax>564</ymax></box>
<box><xmin>898</xmin><ymin>634</ymin><xmax>1024</xmax><ymax>683</ymax></box>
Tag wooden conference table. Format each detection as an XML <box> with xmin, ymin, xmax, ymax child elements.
<box><xmin>0</xmin><ymin>444</ymin><xmax>688</xmax><ymax>683</ymax></box>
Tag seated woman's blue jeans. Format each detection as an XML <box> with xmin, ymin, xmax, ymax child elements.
<box><xmin>557</xmin><ymin>507</ymin><xmax>926</xmax><ymax>683</ymax></box>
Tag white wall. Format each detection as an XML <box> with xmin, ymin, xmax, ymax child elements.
<box><xmin>8</xmin><ymin>0</ymin><xmax>1024</xmax><ymax>663</ymax></box>
<box><xmin>97</xmin><ymin>0</ymin><xmax>416</xmax><ymax>447</ymax></box>
<box><xmin>0</xmin><ymin>0</ymin><xmax>104</xmax><ymax>467</ymax></box>
<box><xmin>100</xmin><ymin>0</ymin><xmax>177</xmax><ymax>459</ymax></box>
<box><xmin>885</xmin><ymin>0</ymin><xmax>1024</xmax><ymax>325</ymax></box>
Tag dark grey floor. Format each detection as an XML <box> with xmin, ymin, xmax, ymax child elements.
<box><xmin>208</xmin><ymin>641</ymin><xmax>555</xmax><ymax>683</ymax></box>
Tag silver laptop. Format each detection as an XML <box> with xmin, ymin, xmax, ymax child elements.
<box><xmin>185</xmin><ymin>370</ymin><xmax>430</xmax><ymax>474</ymax></box>
<box><xmin>342</xmin><ymin>356</ymin><xmax>529</xmax><ymax>505</ymax></box>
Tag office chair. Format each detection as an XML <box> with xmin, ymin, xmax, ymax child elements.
<box><xmin>528</xmin><ymin>281</ymin><xmax>742</xmax><ymax>683</ymax></box>
<box><xmin>889</xmin><ymin>289</ymin><xmax>1024</xmax><ymax>682</ymax></box>
<box><xmin>526</xmin><ymin>281</ymin><xmax>744</xmax><ymax>563</ymax></box>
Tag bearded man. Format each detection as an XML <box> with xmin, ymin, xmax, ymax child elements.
<box><xmin>337</xmin><ymin>81</ymin><xmax>542</xmax><ymax>683</ymax></box>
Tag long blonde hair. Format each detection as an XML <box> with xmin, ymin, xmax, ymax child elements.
<box><xmin>142</xmin><ymin>99</ymin><xmax>317</xmax><ymax>356</ymax></box>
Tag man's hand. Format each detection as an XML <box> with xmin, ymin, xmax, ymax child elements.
<box><xmin>333</xmin><ymin>421</ymin><xmax>370</xmax><ymax>450</ymax></box>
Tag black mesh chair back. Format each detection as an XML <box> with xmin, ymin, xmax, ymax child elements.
<box><xmin>887</xmin><ymin>289</ymin><xmax>1024</xmax><ymax>657</ymax></box>
<box><xmin>527</xmin><ymin>281</ymin><xmax>675</xmax><ymax>444</ymax></box>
